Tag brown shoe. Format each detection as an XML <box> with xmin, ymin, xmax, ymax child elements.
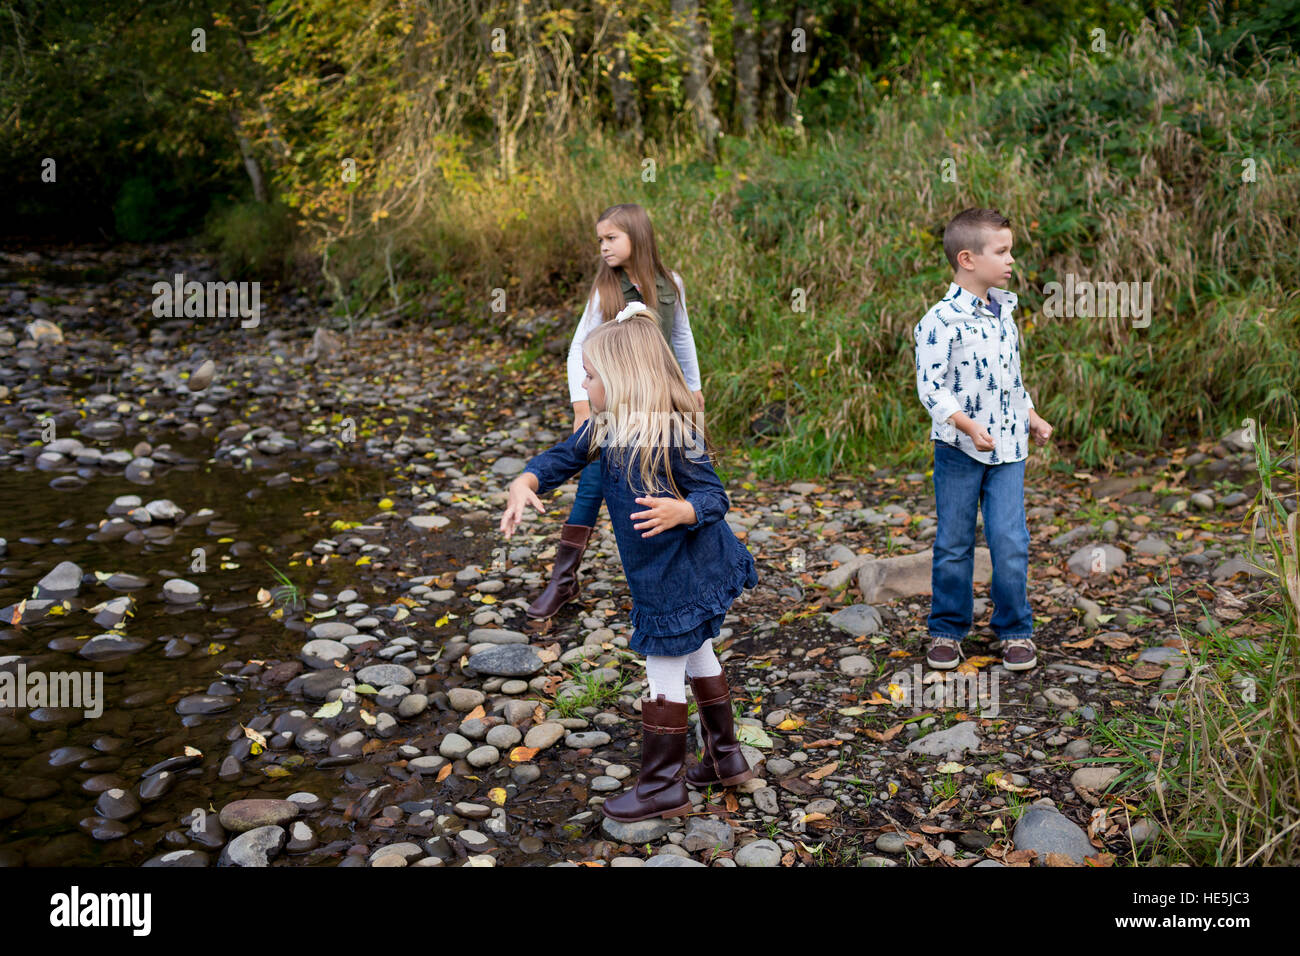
<box><xmin>526</xmin><ymin>523</ymin><xmax>593</xmax><ymax>620</ymax></box>
<box><xmin>685</xmin><ymin>672</ymin><xmax>755</xmax><ymax>788</ymax></box>
<box><xmin>1001</xmin><ymin>638</ymin><xmax>1037</xmax><ymax>671</ymax></box>
<box><xmin>601</xmin><ymin>694</ymin><xmax>692</xmax><ymax>822</ymax></box>
<box><xmin>926</xmin><ymin>636</ymin><xmax>964</xmax><ymax>670</ymax></box>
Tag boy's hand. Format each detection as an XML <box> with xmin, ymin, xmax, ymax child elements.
<box><xmin>500</xmin><ymin>475</ymin><xmax>545</xmax><ymax>537</ymax></box>
<box><xmin>631</xmin><ymin>496</ymin><xmax>695</xmax><ymax>537</ymax></box>
<box><xmin>966</xmin><ymin>423</ymin><xmax>995</xmax><ymax>452</ymax></box>
<box><xmin>1029</xmin><ymin>411</ymin><xmax>1053</xmax><ymax>446</ymax></box>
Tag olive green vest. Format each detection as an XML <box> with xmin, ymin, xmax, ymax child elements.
<box><xmin>617</xmin><ymin>267</ymin><xmax>676</xmax><ymax>345</ymax></box>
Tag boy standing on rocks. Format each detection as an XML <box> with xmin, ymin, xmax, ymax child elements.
<box><xmin>912</xmin><ymin>208</ymin><xmax>1053</xmax><ymax>673</ymax></box>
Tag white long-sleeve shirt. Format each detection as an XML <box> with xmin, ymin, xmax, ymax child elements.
<box><xmin>566</xmin><ymin>270</ymin><xmax>703</xmax><ymax>403</ymax></box>
<box><xmin>913</xmin><ymin>281</ymin><xmax>1035</xmax><ymax>465</ymax></box>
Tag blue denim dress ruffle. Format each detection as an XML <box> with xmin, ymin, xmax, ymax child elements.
<box><xmin>523</xmin><ymin>419</ymin><xmax>758</xmax><ymax>656</ymax></box>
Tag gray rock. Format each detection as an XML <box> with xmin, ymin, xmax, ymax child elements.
<box><xmin>79</xmin><ymin>634</ymin><xmax>148</xmax><ymax>660</ymax></box>
<box><xmin>448</xmin><ymin>687</ymin><xmax>486</xmax><ymax>711</ymax></box>
<box><xmin>1134</xmin><ymin>535</ymin><xmax>1171</xmax><ymax>556</ymax></box>
<box><xmin>397</xmin><ymin>694</ymin><xmax>428</xmax><ymax>718</ymax></box>
<box><xmin>565</xmin><ymin>731</ymin><xmax>611</xmax><ymax>749</ymax></box>
<box><xmin>219</xmin><ymin>799</ymin><xmax>300</xmax><ymax>833</ymax></box>
<box><xmin>827</xmin><ymin>604</ymin><xmax>882</xmax><ymax>636</ymax></box>
<box><xmin>35</xmin><ymin>560</ymin><xmax>83</xmax><ymax>600</ymax></box>
<box><xmin>163</xmin><ymin>578</ymin><xmax>201</xmax><ymax>603</ymax></box>
<box><xmin>175</xmin><ymin>694</ymin><xmax>237</xmax><ymax>716</ymax></box>
<box><xmin>1137</xmin><ymin>646</ymin><xmax>1185</xmax><ymax>664</ymax></box>
<box><xmin>1070</xmin><ymin>767</ymin><xmax>1121</xmax><ymax>791</ymax></box>
<box><xmin>220</xmin><ymin>825</ymin><xmax>286</xmax><ymax>867</ymax></box>
<box><xmin>837</xmin><ymin>655</ymin><xmax>874</xmax><ymax>677</ymax></box>
<box><xmin>188</xmin><ymin>359</ymin><xmax>215</xmax><ymax>391</ymax></box>
<box><xmin>524</xmin><ymin>722</ymin><xmax>566</xmax><ymax>750</ymax></box>
<box><xmin>356</xmin><ymin>663</ymin><xmax>416</xmax><ymax>687</ymax></box>
<box><xmin>906</xmin><ymin>720</ymin><xmax>981</xmax><ymax>757</ymax></box>
<box><xmin>486</xmin><ymin>724</ymin><xmax>522</xmax><ymax>748</ymax></box>
<box><xmin>465</xmin><ymin>644</ymin><xmax>543</xmax><ymax>677</ymax></box>
<box><xmin>734</xmin><ymin>838</ymin><xmax>782</xmax><ymax>867</ymax></box>
<box><xmin>301</xmin><ymin>639</ymin><xmax>351</xmax><ymax>669</ymax></box>
<box><xmin>1044</xmin><ymin>687</ymin><xmax>1081</xmax><ymax>710</ymax></box>
<box><xmin>1067</xmin><ymin>544</ymin><xmax>1126</xmax><ymax>577</ymax></box>
<box><xmin>683</xmin><ymin>818</ymin><xmax>735</xmax><ymax>852</ymax></box>
<box><xmin>875</xmin><ymin>832</ymin><xmax>908</xmax><ymax>854</ymax></box>
<box><xmin>408</xmin><ymin>515</ymin><xmax>451</xmax><ymax>531</ymax></box>
<box><xmin>144</xmin><ymin>499</ymin><xmax>184</xmax><ymax>521</ymax></box>
<box><xmin>95</xmin><ymin>788</ymin><xmax>140</xmax><ymax>821</ymax></box>
<box><xmin>491</xmin><ymin>457</ymin><xmax>526</xmax><ymax>476</ymax></box>
<box><xmin>644</xmin><ymin>853</ymin><xmax>706</xmax><ymax>867</ymax></box>
<box><xmin>1012</xmin><ymin>806</ymin><xmax>1099</xmax><ymax>864</ymax></box>
<box><xmin>467</xmin><ymin>628</ymin><xmax>531</xmax><ymax>645</ymax></box>
<box><xmin>370</xmin><ymin>842</ymin><xmax>423</xmax><ymax>864</ymax></box>
<box><xmin>408</xmin><ymin>755</ymin><xmax>448</xmax><ymax>775</ymax></box>
<box><xmin>439</xmin><ymin>733</ymin><xmax>473</xmax><ymax>759</ymax></box>
<box><xmin>308</xmin><ymin>621</ymin><xmax>359</xmax><ymax>641</ymax></box>
<box><xmin>601</xmin><ymin>816</ymin><xmax>670</xmax><ymax>843</ymax></box>
<box><xmin>143</xmin><ymin>849</ymin><xmax>210</xmax><ymax>867</ymax></box>
<box><xmin>1212</xmin><ymin>556</ymin><xmax>1261</xmax><ymax>581</ymax></box>
<box><xmin>857</xmin><ymin>548</ymin><xmax>991</xmax><ymax>604</ymax></box>
<box><xmin>466</xmin><ymin>745</ymin><xmax>500</xmax><ymax>768</ymax></box>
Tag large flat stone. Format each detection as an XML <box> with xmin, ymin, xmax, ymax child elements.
<box><xmin>857</xmin><ymin>549</ymin><xmax>991</xmax><ymax>604</ymax></box>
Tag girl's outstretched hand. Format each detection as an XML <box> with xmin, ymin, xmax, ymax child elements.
<box><xmin>631</xmin><ymin>496</ymin><xmax>695</xmax><ymax>537</ymax></box>
<box><xmin>501</xmin><ymin>475</ymin><xmax>545</xmax><ymax>537</ymax></box>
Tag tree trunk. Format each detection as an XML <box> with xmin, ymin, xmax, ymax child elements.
<box><xmin>758</xmin><ymin>11</ymin><xmax>781</xmax><ymax>124</ymax></box>
<box><xmin>782</xmin><ymin>5</ymin><xmax>807</xmax><ymax>132</ymax></box>
<box><xmin>671</xmin><ymin>0</ymin><xmax>721</xmax><ymax>156</ymax></box>
<box><xmin>732</xmin><ymin>0</ymin><xmax>758</xmax><ymax>134</ymax></box>
<box><xmin>227</xmin><ymin>105</ymin><xmax>268</xmax><ymax>204</ymax></box>
<box><xmin>609</xmin><ymin>7</ymin><xmax>643</xmax><ymax>141</ymax></box>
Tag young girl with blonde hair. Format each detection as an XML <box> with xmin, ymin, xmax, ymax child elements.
<box><xmin>501</xmin><ymin>306</ymin><xmax>755</xmax><ymax>823</ymax></box>
<box><xmin>526</xmin><ymin>202</ymin><xmax>704</xmax><ymax>622</ymax></box>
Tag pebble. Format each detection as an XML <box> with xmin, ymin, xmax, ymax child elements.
<box><xmin>683</xmin><ymin>818</ymin><xmax>734</xmax><ymax>852</ymax></box>
<box><xmin>1070</xmin><ymin>767</ymin><xmax>1121</xmax><ymax>791</ymax></box>
<box><xmin>905</xmin><ymin>721</ymin><xmax>980</xmax><ymax>757</ymax></box>
<box><xmin>163</xmin><ymin>578</ymin><xmax>201</xmax><ymax>603</ymax></box>
<box><xmin>875</xmin><ymin>832</ymin><xmax>908</xmax><ymax>854</ymax></box>
<box><xmin>734</xmin><ymin>839</ymin><xmax>782</xmax><ymax>867</ymax></box>
<box><xmin>1012</xmin><ymin>805</ymin><xmax>1099</xmax><ymax>864</ymax></box>
<box><xmin>95</xmin><ymin>788</ymin><xmax>141</xmax><ymax>821</ymax></box>
<box><xmin>601</xmin><ymin>816</ymin><xmax>670</xmax><ymax>843</ymax></box>
<box><xmin>565</xmin><ymin>731</ymin><xmax>611</xmax><ymax>749</ymax></box>
<box><xmin>466</xmin><ymin>745</ymin><xmax>500</xmax><ymax>767</ymax></box>
<box><xmin>439</xmin><ymin>734</ymin><xmax>473</xmax><ymax>759</ymax></box>
<box><xmin>448</xmin><ymin>687</ymin><xmax>486</xmax><ymax>711</ymax></box>
<box><xmin>219</xmin><ymin>799</ymin><xmax>300</xmax><ymax>833</ymax></box>
<box><xmin>524</xmin><ymin>722</ymin><xmax>566</xmax><ymax>750</ymax></box>
<box><xmin>220</xmin><ymin>825</ymin><xmax>286</xmax><ymax>867</ymax></box>
<box><xmin>485</xmin><ymin>724</ymin><xmax>522</xmax><ymax>748</ymax></box>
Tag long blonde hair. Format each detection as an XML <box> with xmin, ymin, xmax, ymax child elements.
<box><xmin>581</xmin><ymin>310</ymin><xmax>716</xmax><ymax>499</ymax></box>
<box><xmin>591</xmin><ymin>203</ymin><xmax>681</xmax><ymax>323</ymax></box>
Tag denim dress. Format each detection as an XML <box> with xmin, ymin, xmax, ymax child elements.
<box><xmin>523</xmin><ymin>419</ymin><xmax>759</xmax><ymax>656</ymax></box>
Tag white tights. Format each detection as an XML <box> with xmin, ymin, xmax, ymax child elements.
<box><xmin>644</xmin><ymin>640</ymin><xmax>723</xmax><ymax>703</ymax></box>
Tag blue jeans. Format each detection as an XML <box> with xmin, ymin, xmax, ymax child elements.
<box><xmin>567</xmin><ymin>458</ymin><xmax>604</xmax><ymax>527</ymax></box>
<box><xmin>928</xmin><ymin>440</ymin><xmax>1033</xmax><ymax>642</ymax></box>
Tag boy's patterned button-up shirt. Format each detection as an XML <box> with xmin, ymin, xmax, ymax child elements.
<box><xmin>913</xmin><ymin>282</ymin><xmax>1035</xmax><ymax>465</ymax></box>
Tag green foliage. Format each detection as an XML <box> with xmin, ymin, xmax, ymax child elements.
<box><xmin>202</xmin><ymin>199</ymin><xmax>299</xmax><ymax>281</ymax></box>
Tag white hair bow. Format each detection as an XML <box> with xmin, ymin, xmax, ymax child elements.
<box><xmin>614</xmin><ymin>301</ymin><xmax>647</xmax><ymax>324</ymax></box>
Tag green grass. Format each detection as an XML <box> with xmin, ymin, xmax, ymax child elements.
<box><xmin>1095</xmin><ymin>419</ymin><xmax>1300</xmax><ymax>865</ymax></box>
<box><xmin>307</xmin><ymin>19</ymin><xmax>1298</xmax><ymax>479</ymax></box>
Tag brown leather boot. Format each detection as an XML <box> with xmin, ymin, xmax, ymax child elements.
<box><xmin>526</xmin><ymin>523</ymin><xmax>593</xmax><ymax>620</ymax></box>
<box><xmin>685</xmin><ymin>672</ymin><xmax>755</xmax><ymax>788</ymax></box>
<box><xmin>601</xmin><ymin>694</ymin><xmax>692</xmax><ymax>822</ymax></box>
